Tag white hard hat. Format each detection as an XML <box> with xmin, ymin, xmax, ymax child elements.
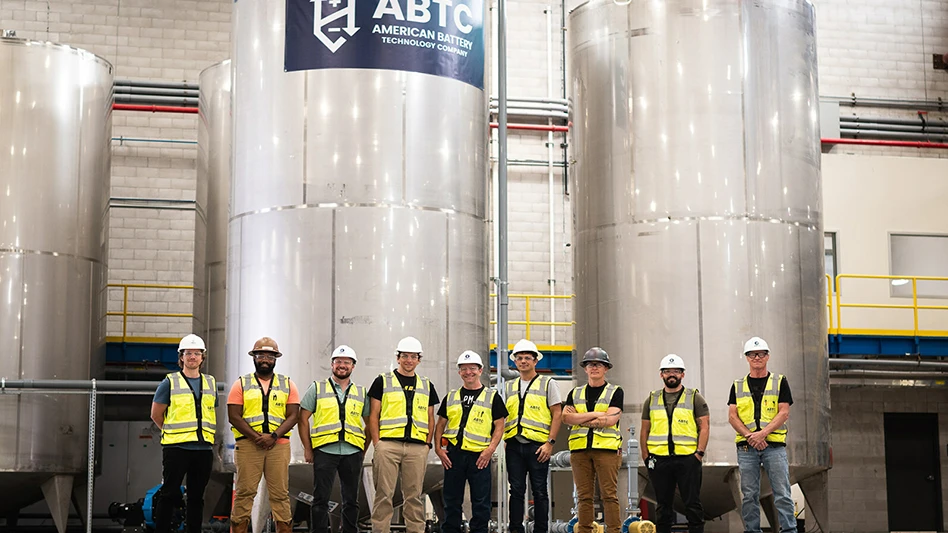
<box><xmin>743</xmin><ymin>337</ymin><xmax>770</xmax><ymax>354</ymax></box>
<box><xmin>178</xmin><ymin>334</ymin><xmax>206</xmax><ymax>353</ymax></box>
<box><xmin>331</xmin><ymin>344</ymin><xmax>357</xmax><ymax>363</ymax></box>
<box><xmin>395</xmin><ymin>336</ymin><xmax>423</xmax><ymax>354</ymax></box>
<box><xmin>510</xmin><ymin>338</ymin><xmax>543</xmax><ymax>361</ymax></box>
<box><xmin>457</xmin><ymin>350</ymin><xmax>484</xmax><ymax>368</ymax></box>
<box><xmin>659</xmin><ymin>354</ymin><xmax>686</xmax><ymax>370</ymax></box>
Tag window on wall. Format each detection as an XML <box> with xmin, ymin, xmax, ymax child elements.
<box><xmin>889</xmin><ymin>234</ymin><xmax>948</xmax><ymax>299</ymax></box>
<box><xmin>824</xmin><ymin>232</ymin><xmax>837</xmax><ymax>292</ymax></box>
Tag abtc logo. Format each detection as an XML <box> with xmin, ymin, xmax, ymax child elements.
<box><xmin>311</xmin><ymin>0</ymin><xmax>359</xmax><ymax>53</ymax></box>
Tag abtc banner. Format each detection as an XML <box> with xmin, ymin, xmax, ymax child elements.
<box><xmin>285</xmin><ymin>0</ymin><xmax>486</xmax><ymax>90</ymax></box>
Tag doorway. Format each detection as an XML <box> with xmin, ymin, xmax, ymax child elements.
<box><xmin>884</xmin><ymin>412</ymin><xmax>943</xmax><ymax>531</ymax></box>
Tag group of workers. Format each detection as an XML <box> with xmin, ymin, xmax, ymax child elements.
<box><xmin>149</xmin><ymin>333</ymin><xmax>795</xmax><ymax>533</ymax></box>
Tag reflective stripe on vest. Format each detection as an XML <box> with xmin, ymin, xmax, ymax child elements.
<box><xmin>504</xmin><ymin>376</ymin><xmax>553</xmax><ymax>442</ymax></box>
<box><xmin>310</xmin><ymin>379</ymin><xmax>366</xmax><ymax>450</ymax></box>
<box><xmin>232</xmin><ymin>373</ymin><xmax>293</xmax><ymax>439</ymax></box>
<box><xmin>734</xmin><ymin>373</ymin><xmax>787</xmax><ymax>443</ymax></box>
<box><xmin>567</xmin><ymin>384</ymin><xmax>622</xmax><ymax>451</ymax></box>
<box><xmin>162</xmin><ymin>372</ymin><xmax>217</xmax><ymax>445</ymax></box>
<box><xmin>646</xmin><ymin>388</ymin><xmax>698</xmax><ymax>456</ymax></box>
<box><xmin>443</xmin><ymin>387</ymin><xmax>496</xmax><ymax>452</ymax></box>
<box><xmin>378</xmin><ymin>372</ymin><xmax>431</xmax><ymax>441</ymax></box>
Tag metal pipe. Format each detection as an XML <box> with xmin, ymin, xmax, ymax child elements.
<box><xmin>546</xmin><ymin>5</ymin><xmax>557</xmax><ymax>348</ymax></box>
<box><xmin>114</xmin><ymin>86</ymin><xmax>200</xmax><ymax>98</ymax></box>
<box><xmin>497</xmin><ymin>0</ymin><xmax>510</xmax><ymax>525</ymax></box>
<box><xmin>112</xmin><ymin>136</ymin><xmax>198</xmax><ymax>145</ymax></box>
<box><xmin>830</xmin><ymin>369</ymin><xmax>948</xmax><ymax>379</ymax></box>
<box><xmin>114</xmin><ymin>94</ymin><xmax>198</xmax><ymax>106</ymax></box>
<box><xmin>490</xmin><ymin>102</ymin><xmax>569</xmax><ymax>112</ymax></box>
<box><xmin>823</xmin><ymin>94</ymin><xmax>947</xmax><ymax>111</ymax></box>
<box><xmin>115</xmin><ymin>79</ymin><xmax>199</xmax><ymax>90</ymax></box>
<box><xmin>491</xmin><ymin>96</ymin><xmax>570</xmax><ymax>105</ymax></box>
<box><xmin>86</xmin><ymin>379</ymin><xmax>95</xmax><ymax>533</ymax></box>
<box><xmin>490</xmin><ymin>108</ymin><xmax>569</xmax><ymax>119</ymax></box>
<box><xmin>829</xmin><ymin>358</ymin><xmax>948</xmax><ymax>370</ymax></box>
<box><xmin>821</xmin><ymin>137</ymin><xmax>948</xmax><ymax>149</ymax></box>
<box><xmin>0</xmin><ymin>378</ymin><xmax>227</xmax><ymax>392</ymax></box>
<box><xmin>840</xmin><ymin>116</ymin><xmax>948</xmax><ymax>127</ymax></box>
<box><xmin>490</xmin><ymin>123</ymin><xmax>570</xmax><ymax>132</ymax></box>
<box><xmin>839</xmin><ymin>122</ymin><xmax>948</xmax><ymax>134</ymax></box>
<box><xmin>112</xmin><ymin>104</ymin><xmax>199</xmax><ymax>114</ymax></box>
<box><xmin>491</xmin><ymin>158</ymin><xmax>567</xmax><ymax>167</ymax></box>
<box><xmin>839</xmin><ymin>129</ymin><xmax>948</xmax><ymax>142</ymax></box>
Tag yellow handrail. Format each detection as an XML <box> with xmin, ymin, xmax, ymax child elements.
<box><xmin>835</xmin><ymin>274</ymin><xmax>948</xmax><ymax>337</ymax></box>
<box><xmin>106</xmin><ymin>283</ymin><xmax>194</xmax><ymax>343</ymax></box>
<box><xmin>825</xmin><ymin>274</ymin><xmax>834</xmax><ymax>334</ymax></box>
<box><xmin>489</xmin><ymin>293</ymin><xmax>573</xmax><ymax>342</ymax></box>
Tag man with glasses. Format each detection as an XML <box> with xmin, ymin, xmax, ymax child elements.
<box><xmin>298</xmin><ymin>345</ymin><xmax>368</xmax><ymax>533</ymax></box>
<box><xmin>728</xmin><ymin>337</ymin><xmax>795</xmax><ymax>533</ymax></box>
<box><xmin>150</xmin><ymin>334</ymin><xmax>217</xmax><ymax>533</ymax></box>
<box><xmin>366</xmin><ymin>336</ymin><xmax>440</xmax><ymax>533</ymax></box>
<box><xmin>228</xmin><ymin>337</ymin><xmax>300</xmax><ymax>533</ymax></box>
<box><xmin>640</xmin><ymin>354</ymin><xmax>709</xmax><ymax>533</ymax></box>
<box><xmin>562</xmin><ymin>347</ymin><xmax>624</xmax><ymax>533</ymax></box>
<box><xmin>504</xmin><ymin>338</ymin><xmax>562</xmax><ymax>533</ymax></box>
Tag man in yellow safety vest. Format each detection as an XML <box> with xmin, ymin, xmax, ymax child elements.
<box><xmin>728</xmin><ymin>337</ymin><xmax>795</xmax><ymax>533</ymax></box>
<box><xmin>298</xmin><ymin>345</ymin><xmax>369</xmax><ymax>533</ymax></box>
<box><xmin>150</xmin><ymin>333</ymin><xmax>217</xmax><ymax>533</ymax></box>
<box><xmin>366</xmin><ymin>336</ymin><xmax>440</xmax><ymax>533</ymax></box>
<box><xmin>641</xmin><ymin>354</ymin><xmax>709</xmax><ymax>533</ymax></box>
<box><xmin>227</xmin><ymin>337</ymin><xmax>300</xmax><ymax>533</ymax></box>
<box><xmin>433</xmin><ymin>350</ymin><xmax>507</xmax><ymax>533</ymax></box>
<box><xmin>562</xmin><ymin>347</ymin><xmax>624</xmax><ymax>533</ymax></box>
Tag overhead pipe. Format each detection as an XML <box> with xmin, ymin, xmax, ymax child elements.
<box><xmin>491</xmin><ymin>122</ymin><xmax>570</xmax><ymax>132</ymax></box>
<box><xmin>113</xmin><ymin>103</ymin><xmax>199</xmax><ymax>114</ymax></box>
<box><xmin>112</xmin><ymin>136</ymin><xmax>197</xmax><ymax>145</ymax></box>
<box><xmin>115</xmin><ymin>79</ymin><xmax>199</xmax><ymax>91</ymax></box>
<box><xmin>114</xmin><ymin>94</ymin><xmax>198</xmax><ymax>107</ymax></box>
<box><xmin>828</xmin><ymin>358</ymin><xmax>948</xmax><ymax>370</ymax></box>
<box><xmin>821</xmin><ymin>137</ymin><xmax>948</xmax><ymax>149</ymax></box>
<box><xmin>830</xmin><ymin>369</ymin><xmax>948</xmax><ymax>380</ymax></box>
<box><xmin>823</xmin><ymin>94</ymin><xmax>947</xmax><ymax>111</ymax></box>
<box><xmin>114</xmin><ymin>85</ymin><xmax>199</xmax><ymax>98</ymax></box>
<box><xmin>841</xmin><ymin>115</ymin><xmax>948</xmax><ymax>127</ymax></box>
<box><xmin>839</xmin><ymin>129</ymin><xmax>948</xmax><ymax>142</ymax></box>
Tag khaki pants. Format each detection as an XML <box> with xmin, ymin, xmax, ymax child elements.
<box><xmin>570</xmin><ymin>450</ymin><xmax>622</xmax><ymax>533</ymax></box>
<box><xmin>232</xmin><ymin>441</ymin><xmax>292</xmax><ymax>525</ymax></box>
<box><xmin>372</xmin><ymin>440</ymin><xmax>429</xmax><ymax>533</ymax></box>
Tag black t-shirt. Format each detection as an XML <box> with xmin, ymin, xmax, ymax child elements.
<box><xmin>727</xmin><ymin>373</ymin><xmax>793</xmax><ymax>445</ymax></box>
<box><xmin>437</xmin><ymin>387</ymin><xmax>508</xmax><ymax>449</ymax></box>
<box><xmin>368</xmin><ymin>371</ymin><xmax>440</xmax><ymax>443</ymax></box>
<box><xmin>564</xmin><ymin>383</ymin><xmax>624</xmax><ymax>451</ymax></box>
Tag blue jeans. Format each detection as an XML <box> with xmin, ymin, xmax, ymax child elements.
<box><xmin>506</xmin><ymin>439</ymin><xmax>550</xmax><ymax>533</ymax></box>
<box><xmin>737</xmin><ymin>445</ymin><xmax>796</xmax><ymax>533</ymax></box>
<box><xmin>442</xmin><ymin>447</ymin><xmax>492</xmax><ymax>533</ymax></box>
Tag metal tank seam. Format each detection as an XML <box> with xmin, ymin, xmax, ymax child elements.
<box><xmin>581</xmin><ymin>214</ymin><xmax>821</xmax><ymax>230</ymax></box>
<box><xmin>229</xmin><ymin>202</ymin><xmax>486</xmax><ymax>222</ymax></box>
<box><xmin>444</xmin><ymin>215</ymin><xmax>450</xmax><ymax>386</ymax></box>
<box><xmin>0</xmin><ymin>248</ymin><xmax>104</xmax><ymax>264</ymax></box>
<box><xmin>401</xmin><ymin>79</ymin><xmax>408</xmax><ymax>203</ymax></box>
<box><xmin>331</xmin><ymin>210</ymin><xmax>336</xmax><ymax>350</ymax></box>
<box><xmin>302</xmin><ymin>74</ymin><xmax>309</xmax><ymax>204</ymax></box>
<box><xmin>695</xmin><ymin>222</ymin><xmax>706</xmax><ymax>395</ymax></box>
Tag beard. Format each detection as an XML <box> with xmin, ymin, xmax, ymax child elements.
<box><xmin>333</xmin><ymin>366</ymin><xmax>352</xmax><ymax>380</ymax></box>
<box><xmin>254</xmin><ymin>360</ymin><xmax>275</xmax><ymax>377</ymax></box>
<box><xmin>663</xmin><ymin>375</ymin><xmax>680</xmax><ymax>388</ymax></box>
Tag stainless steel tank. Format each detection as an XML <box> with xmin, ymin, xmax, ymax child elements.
<box><xmin>568</xmin><ymin>0</ymin><xmax>829</xmax><ymax>524</ymax></box>
<box><xmin>195</xmin><ymin>59</ymin><xmax>232</xmax><ymax>456</ymax></box>
<box><xmin>0</xmin><ymin>36</ymin><xmax>112</xmax><ymax>523</ymax></box>
<box><xmin>229</xmin><ymin>0</ymin><xmax>488</xmax><ymax>526</ymax></box>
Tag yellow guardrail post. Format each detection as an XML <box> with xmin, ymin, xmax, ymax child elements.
<box><xmin>835</xmin><ymin>274</ymin><xmax>842</xmax><ymax>334</ymax></box>
<box><xmin>524</xmin><ymin>295</ymin><xmax>531</xmax><ymax>340</ymax></box>
<box><xmin>826</xmin><ymin>274</ymin><xmax>833</xmax><ymax>333</ymax></box>
<box><xmin>913</xmin><ymin>278</ymin><xmax>919</xmax><ymax>337</ymax></box>
<box><xmin>122</xmin><ymin>285</ymin><xmax>129</xmax><ymax>342</ymax></box>
<box><xmin>107</xmin><ymin>283</ymin><xmax>195</xmax><ymax>344</ymax></box>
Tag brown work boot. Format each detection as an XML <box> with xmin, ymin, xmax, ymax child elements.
<box><xmin>229</xmin><ymin>521</ymin><xmax>248</xmax><ymax>533</ymax></box>
<box><xmin>275</xmin><ymin>521</ymin><xmax>293</xmax><ymax>533</ymax></box>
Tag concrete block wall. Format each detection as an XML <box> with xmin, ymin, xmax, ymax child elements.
<box><xmin>0</xmin><ymin>0</ymin><xmax>230</xmax><ymax>339</ymax></box>
<box><xmin>829</xmin><ymin>385</ymin><xmax>948</xmax><ymax>532</ymax></box>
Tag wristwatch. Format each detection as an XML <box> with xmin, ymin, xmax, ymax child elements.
<box><xmin>696</xmin><ymin>450</ymin><xmax>705</xmax><ymax>457</ymax></box>
<box><xmin>427</xmin><ymin>442</ymin><xmax>433</xmax><ymax>449</ymax></box>
<box><xmin>271</xmin><ymin>432</ymin><xmax>279</xmax><ymax>440</ymax></box>
<box><xmin>548</xmin><ymin>439</ymin><xmax>556</xmax><ymax>445</ymax></box>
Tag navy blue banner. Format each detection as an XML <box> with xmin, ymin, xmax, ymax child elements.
<box><xmin>285</xmin><ymin>0</ymin><xmax>485</xmax><ymax>90</ymax></box>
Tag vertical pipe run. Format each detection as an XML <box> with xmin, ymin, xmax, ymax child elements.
<box><xmin>546</xmin><ymin>6</ymin><xmax>557</xmax><ymax>347</ymax></box>
<box><xmin>86</xmin><ymin>380</ymin><xmax>96</xmax><ymax>533</ymax></box>
<box><xmin>497</xmin><ymin>0</ymin><xmax>510</xmax><ymax>527</ymax></box>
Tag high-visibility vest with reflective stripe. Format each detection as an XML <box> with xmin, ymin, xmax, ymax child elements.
<box><xmin>504</xmin><ymin>375</ymin><xmax>553</xmax><ymax>442</ymax></box>
<box><xmin>231</xmin><ymin>373</ymin><xmax>293</xmax><ymax>439</ymax></box>
<box><xmin>646</xmin><ymin>388</ymin><xmax>698</xmax><ymax>456</ymax></box>
<box><xmin>378</xmin><ymin>372</ymin><xmax>431</xmax><ymax>441</ymax></box>
<box><xmin>443</xmin><ymin>387</ymin><xmax>496</xmax><ymax>452</ymax></box>
<box><xmin>310</xmin><ymin>379</ymin><xmax>367</xmax><ymax>450</ymax></box>
<box><xmin>734</xmin><ymin>373</ymin><xmax>787</xmax><ymax>444</ymax></box>
<box><xmin>568</xmin><ymin>384</ymin><xmax>622</xmax><ymax>451</ymax></box>
<box><xmin>161</xmin><ymin>372</ymin><xmax>217</xmax><ymax>445</ymax></box>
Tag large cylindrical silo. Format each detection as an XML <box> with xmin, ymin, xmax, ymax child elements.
<box><xmin>228</xmin><ymin>0</ymin><xmax>488</xmax><ymax>518</ymax></box>
<box><xmin>0</xmin><ymin>36</ymin><xmax>111</xmax><ymax>522</ymax></box>
<box><xmin>568</xmin><ymin>0</ymin><xmax>829</xmax><ymax>523</ymax></box>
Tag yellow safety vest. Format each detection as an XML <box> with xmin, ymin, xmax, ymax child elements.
<box><xmin>161</xmin><ymin>372</ymin><xmax>217</xmax><ymax>445</ymax></box>
<box><xmin>734</xmin><ymin>373</ymin><xmax>787</xmax><ymax>444</ymax></box>
<box><xmin>232</xmin><ymin>373</ymin><xmax>293</xmax><ymax>439</ymax></box>
<box><xmin>504</xmin><ymin>375</ymin><xmax>553</xmax><ymax>442</ymax></box>
<box><xmin>646</xmin><ymin>388</ymin><xmax>698</xmax><ymax>456</ymax></box>
<box><xmin>568</xmin><ymin>384</ymin><xmax>622</xmax><ymax>451</ymax></box>
<box><xmin>310</xmin><ymin>379</ymin><xmax>367</xmax><ymax>450</ymax></box>
<box><xmin>443</xmin><ymin>387</ymin><xmax>496</xmax><ymax>452</ymax></box>
<box><xmin>378</xmin><ymin>372</ymin><xmax>431</xmax><ymax>441</ymax></box>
